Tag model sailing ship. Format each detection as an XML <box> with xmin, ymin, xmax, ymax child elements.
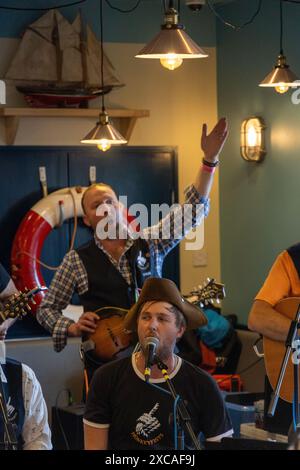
<box><xmin>5</xmin><ymin>9</ymin><xmax>124</xmax><ymax>108</ymax></box>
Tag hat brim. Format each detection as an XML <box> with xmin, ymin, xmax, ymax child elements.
<box><xmin>123</xmin><ymin>292</ymin><xmax>207</xmax><ymax>332</ymax></box>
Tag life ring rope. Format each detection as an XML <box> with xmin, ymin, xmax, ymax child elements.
<box><xmin>12</xmin><ymin>250</ymin><xmax>60</xmax><ymax>271</ymax></box>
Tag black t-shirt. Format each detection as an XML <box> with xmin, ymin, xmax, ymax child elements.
<box><xmin>0</xmin><ymin>263</ymin><xmax>10</xmax><ymax>294</ymax></box>
<box><xmin>84</xmin><ymin>355</ymin><xmax>233</xmax><ymax>450</ymax></box>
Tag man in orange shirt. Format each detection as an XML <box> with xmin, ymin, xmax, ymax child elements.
<box><xmin>248</xmin><ymin>243</ymin><xmax>300</xmax><ymax>434</ymax></box>
<box><xmin>249</xmin><ymin>247</ymin><xmax>300</xmax><ymax>342</ymax></box>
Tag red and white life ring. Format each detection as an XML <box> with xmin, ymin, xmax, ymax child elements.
<box><xmin>11</xmin><ymin>187</ymin><xmax>86</xmax><ymax>311</ymax></box>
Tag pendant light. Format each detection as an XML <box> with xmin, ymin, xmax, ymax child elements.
<box><xmin>81</xmin><ymin>0</ymin><xmax>127</xmax><ymax>150</ymax></box>
<box><xmin>135</xmin><ymin>0</ymin><xmax>208</xmax><ymax>71</ymax></box>
<box><xmin>259</xmin><ymin>0</ymin><xmax>299</xmax><ymax>94</ymax></box>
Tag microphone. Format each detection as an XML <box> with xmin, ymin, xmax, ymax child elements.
<box><xmin>144</xmin><ymin>336</ymin><xmax>159</xmax><ymax>382</ymax></box>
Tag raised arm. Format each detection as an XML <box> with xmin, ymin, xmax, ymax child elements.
<box><xmin>193</xmin><ymin>117</ymin><xmax>228</xmax><ymax>198</ymax></box>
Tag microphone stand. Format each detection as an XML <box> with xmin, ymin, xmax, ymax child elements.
<box><xmin>267</xmin><ymin>302</ymin><xmax>300</xmax><ymax>436</ymax></box>
<box><xmin>154</xmin><ymin>356</ymin><xmax>202</xmax><ymax>450</ymax></box>
<box><xmin>0</xmin><ymin>368</ymin><xmax>18</xmax><ymax>450</ymax></box>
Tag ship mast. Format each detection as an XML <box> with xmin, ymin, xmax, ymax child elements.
<box><xmin>53</xmin><ymin>11</ymin><xmax>63</xmax><ymax>86</ymax></box>
<box><xmin>79</xmin><ymin>9</ymin><xmax>88</xmax><ymax>88</ymax></box>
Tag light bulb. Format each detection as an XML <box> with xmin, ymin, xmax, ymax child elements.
<box><xmin>160</xmin><ymin>54</ymin><xmax>183</xmax><ymax>70</ymax></box>
<box><xmin>97</xmin><ymin>140</ymin><xmax>111</xmax><ymax>152</ymax></box>
<box><xmin>275</xmin><ymin>83</ymin><xmax>289</xmax><ymax>94</ymax></box>
<box><xmin>247</xmin><ymin>126</ymin><xmax>258</xmax><ymax>147</ymax></box>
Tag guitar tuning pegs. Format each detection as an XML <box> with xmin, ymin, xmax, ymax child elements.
<box><xmin>31</xmin><ymin>299</ymin><xmax>36</xmax><ymax>305</ymax></box>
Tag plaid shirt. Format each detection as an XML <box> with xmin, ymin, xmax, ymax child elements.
<box><xmin>37</xmin><ymin>185</ymin><xmax>209</xmax><ymax>352</ymax></box>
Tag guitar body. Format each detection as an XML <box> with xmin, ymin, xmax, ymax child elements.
<box><xmin>263</xmin><ymin>297</ymin><xmax>300</xmax><ymax>403</ymax></box>
<box><xmin>88</xmin><ymin>307</ymin><xmax>133</xmax><ymax>361</ymax></box>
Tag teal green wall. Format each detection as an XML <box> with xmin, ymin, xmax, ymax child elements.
<box><xmin>0</xmin><ymin>0</ymin><xmax>216</xmax><ymax>45</ymax></box>
<box><xmin>217</xmin><ymin>0</ymin><xmax>300</xmax><ymax>323</ymax></box>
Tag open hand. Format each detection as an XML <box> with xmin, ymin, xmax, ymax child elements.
<box><xmin>201</xmin><ymin>117</ymin><xmax>228</xmax><ymax>162</ymax></box>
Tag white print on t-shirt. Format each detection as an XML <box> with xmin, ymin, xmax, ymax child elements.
<box><xmin>135</xmin><ymin>403</ymin><xmax>161</xmax><ymax>439</ymax></box>
<box><xmin>6</xmin><ymin>397</ymin><xmax>17</xmax><ymax>422</ymax></box>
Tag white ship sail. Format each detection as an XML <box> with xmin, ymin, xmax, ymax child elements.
<box><xmin>5</xmin><ymin>9</ymin><xmax>123</xmax><ymax>92</ymax></box>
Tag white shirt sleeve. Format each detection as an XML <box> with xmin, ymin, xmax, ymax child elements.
<box><xmin>21</xmin><ymin>364</ymin><xmax>52</xmax><ymax>450</ymax></box>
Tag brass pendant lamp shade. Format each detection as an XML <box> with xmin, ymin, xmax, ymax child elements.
<box><xmin>81</xmin><ymin>112</ymin><xmax>127</xmax><ymax>149</ymax></box>
<box><xmin>136</xmin><ymin>3</ymin><xmax>208</xmax><ymax>70</ymax></box>
<box><xmin>136</xmin><ymin>25</ymin><xmax>208</xmax><ymax>59</ymax></box>
<box><xmin>259</xmin><ymin>54</ymin><xmax>299</xmax><ymax>92</ymax></box>
<box><xmin>81</xmin><ymin>0</ymin><xmax>127</xmax><ymax>149</ymax></box>
<box><xmin>259</xmin><ymin>0</ymin><xmax>299</xmax><ymax>94</ymax></box>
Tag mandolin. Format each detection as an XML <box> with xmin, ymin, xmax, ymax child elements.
<box><xmin>0</xmin><ymin>286</ymin><xmax>47</xmax><ymax>324</ymax></box>
<box><xmin>86</xmin><ymin>278</ymin><xmax>225</xmax><ymax>362</ymax></box>
<box><xmin>263</xmin><ymin>296</ymin><xmax>300</xmax><ymax>403</ymax></box>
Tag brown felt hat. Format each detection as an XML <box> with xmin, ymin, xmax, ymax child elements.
<box><xmin>124</xmin><ymin>277</ymin><xmax>207</xmax><ymax>331</ymax></box>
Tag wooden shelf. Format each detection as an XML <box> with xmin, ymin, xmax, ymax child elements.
<box><xmin>0</xmin><ymin>107</ymin><xmax>150</xmax><ymax>145</ymax></box>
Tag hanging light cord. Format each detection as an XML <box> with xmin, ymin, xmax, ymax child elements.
<box><xmin>100</xmin><ymin>0</ymin><xmax>105</xmax><ymax>113</ymax></box>
<box><xmin>163</xmin><ymin>0</ymin><xmax>181</xmax><ymax>14</ymax></box>
<box><xmin>104</xmin><ymin>0</ymin><xmax>142</xmax><ymax>13</ymax></box>
<box><xmin>0</xmin><ymin>0</ymin><xmax>141</xmax><ymax>13</ymax></box>
<box><xmin>0</xmin><ymin>1</ymin><xmax>86</xmax><ymax>11</ymax></box>
<box><xmin>206</xmin><ymin>0</ymin><xmax>263</xmax><ymax>31</ymax></box>
<box><xmin>161</xmin><ymin>1</ymin><xmax>179</xmax><ymax>23</ymax></box>
<box><xmin>280</xmin><ymin>0</ymin><xmax>284</xmax><ymax>54</ymax></box>
<box><xmin>0</xmin><ymin>0</ymin><xmax>298</xmax><ymax>21</ymax></box>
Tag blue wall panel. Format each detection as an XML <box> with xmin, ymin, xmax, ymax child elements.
<box><xmin>217</xmin><ymin>0</ymin><xmax>300</xmax><ymax>323</ymax></box>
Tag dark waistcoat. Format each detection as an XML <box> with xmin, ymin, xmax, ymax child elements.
<box><xmin>0</xmin><ymin>358</ymin><xmax>24</xmax><ymax>450</ymax></box>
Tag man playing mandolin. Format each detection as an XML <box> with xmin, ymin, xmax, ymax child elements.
<box><xmin>37</xmin><ymin>118</ymin><xmax>228</xmax><ymax>383</ymax></box>
<box><xmin>0</xmin><ymin>263</ymin><xmax>22</xmax><ymax>340</ymax></box>
<box><xmin>0</xmin><ymin>263</ymin><xmax>52</xmax><ymax>450</ymax></box>
<box><xmin>248</xmin><ymin>243</ymin><xmax>300</xmax><ymax>434</ymax></box>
